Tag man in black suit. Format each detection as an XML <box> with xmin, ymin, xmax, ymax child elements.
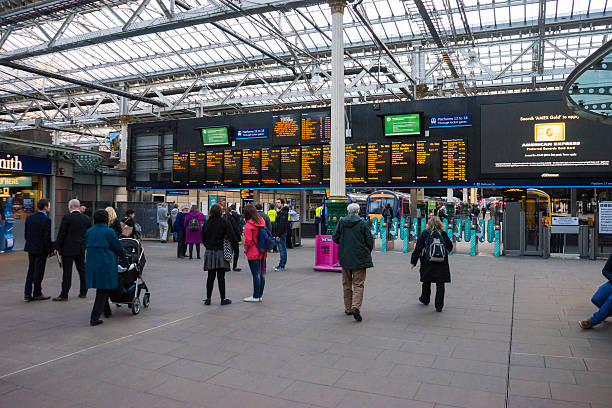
<box><xmin>24</xmin><ymin>198</ymin><xmax>54</xmax><ymax>301</ymax></box>
<box><xmin>53</xmin><ymin>199</ymin><xmax>91</xmax><ymax>301</ymax></box>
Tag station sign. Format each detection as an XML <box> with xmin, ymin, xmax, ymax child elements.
<box><xmin>241</xmin><ymin>189</ymin><xmax>254</xmax><ymax>200</ymax></box>
<box><xmin>0</xmin><ymin>153</ymin><xmax>52</xmax><ymax>175</ymax></box>
<box><xmin>552</xmin><ymin>217</ymin><xmax>579</xmax><ymax>226</ymax></box>
<box><xmin>429</xmin><ymin>114</ymin><xmax>472</xmax><ymax>128</ymax></box>
<box><xmin>599</xmin><ymin>202</ymin><xmax>612</xmax><ymax>235</ymax></box>
<box><xmin>0</xmin><ymin>176</ymin><xmax>32</xmax><ymax>187</ymax></box>
<box><xmin>236</xmin><ymin>128</ymin><xmax>268</xmax><ymax>140</ymax></box>
<box><xmin>166</xmin><ymin>190</ymin><xmax>189</xmax><ymax>196</ymax></box>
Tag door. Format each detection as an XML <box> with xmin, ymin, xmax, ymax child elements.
<box><xmin>524</xmin><ymin>197</ymin><xmax>541</xmax><ymax>254</ymax></box>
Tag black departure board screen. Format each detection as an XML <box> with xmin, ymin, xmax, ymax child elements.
<box><xmin>206</xmin><ymin>150</ymin><xmax>223</xmax><ymax>185</ymax></box>
<box><xmin>261</xmin><ymin>148</ymin><xmax>281</xmax><ymax>184</ymax></box>
<box><xmin>322</xmin><ymin>145</ymin><xmax>330</xmax><ymax>183</ymax></box>
<box><xmin>367</xmin><ymin>143</ymin><xmax>391</xmax><ymax>184</ymax></box>
<box><xmin>281</xmin><ymin>146</ymin><xmax>300</xmax><ymax>184</ymax></box>
<box><xmin>391</xmin><ymin>142</ymin><xmax>416</xmax><ymax>183</ymax></box>
<box><xmin>301</xmin><ymin>112</ymin><xmax>331</xmax><ymax>144</ymax></box>
<box><xmin>301</xmin><ymin>145</ymin><xmax>322</xmax><ymax>184</ymax></box>
<box><xmin>242</xmin><ymin>149</ymin><xmax>260</xmax><ymax>185</ymax></box>
<box><xmin>273</xmin><ymin>113</ymin><xmax>300</xmax><ymax>146</ymax></box>
<box><xmin>442</xmin><ymin>139</ymin><xmax>467</xmax><ymax>182</ymax></box>
<box><xmin>416</xmin><ymin>141</ymin><xmax>441</xmax><ymax>182</ymax></box>
<box><xmin>189</xmin><ymin>152</ymin><xmax>206</xmax><ymax>184</ymax></box>
<box><xmin>172</xmin><ymin>153</ymin><xmax>189</xmax><ymax>184</ymax></box>
<box><xmin>345</xmin><ymin>144</ymin><xmax>367</xmax><ymax>184</ymax></box>
<box><xmin>223</xmin><ymin>150</ymin><xmax>241</xmax><ymax>185</ymax></box>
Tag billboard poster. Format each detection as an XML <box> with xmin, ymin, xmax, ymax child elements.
<box><xmin>110</xmin><ymin>131</ymin><xmax>121</xmax><ymax>159</ymax></box>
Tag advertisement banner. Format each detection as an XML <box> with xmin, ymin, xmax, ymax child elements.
<box><xmin>109</xmin><ymin>131</ymin><xmax>121</xmax><ymax>159</ymax></box>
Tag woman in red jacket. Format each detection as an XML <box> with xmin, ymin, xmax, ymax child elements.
<box><xmin>242</xmin><ymin>204</ymin><xmax>267</xmax><ymax>303</ymax></box>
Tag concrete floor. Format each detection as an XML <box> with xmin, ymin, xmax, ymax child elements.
<box><xmin>0</xmin><ymin>239</ymin><xmax>611</xmax><ymax>408</ymax></box>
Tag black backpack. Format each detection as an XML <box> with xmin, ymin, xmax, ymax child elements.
<box><xmin>188</xmin><ymin>217</ymin><xmax>200</xmax><ymax>232</ymax></box>
<box><xmin>423</xmin><ymin>229</ymin><xmax>446</xmax><ymax>263</ymax></box>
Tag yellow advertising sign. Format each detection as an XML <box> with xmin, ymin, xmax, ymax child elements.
<box><xmin>534</xmin><ymin>123</ymin><xmax>565</xmax><ymax>142</ymax></box>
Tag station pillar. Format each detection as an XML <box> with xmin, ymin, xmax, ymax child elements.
<box><xmin>326</xmin><ymin>0</ymin><xmax>348</xmax><ymax>234</ymax></box>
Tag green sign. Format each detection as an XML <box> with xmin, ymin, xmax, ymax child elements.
<box><xmin>384</xmin><ymin>114</ymin><xmax>421</xmax><ymax>136</ymax></box>
<box><xmin>201</xmin><ymin>127</ymin><xmax>229</xmax><ymax>146</ymax></box>
<box><xmin>0</xmin><ymin>176</ymin><xmax>32</xmax><ymax>187</ymax></box>
<box><xmin>428</xmin><ymin>201</ymin><xmax>437</xmax><ymax>210</ymax></box>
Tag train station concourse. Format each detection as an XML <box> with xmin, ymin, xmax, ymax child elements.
<box><xmin>1</xmin><ymin>0</ymin><xmax>612</xmax><ymax>407</ymax></box>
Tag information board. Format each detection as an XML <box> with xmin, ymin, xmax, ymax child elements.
<box><xmin>272</xmin><ymin>114</ymin><xmax>300</xmax><ymax>146</ymax></box>
<box><xmin>301</xmin><ymin>112</ymin><xmax>331</xmax><ymax>144</ymax></box>
<box><xmin>322</xmin><ymin>145</ymin><xmax>330</xmax><ymax>183</ymax></box>
<box><xmin>261</xmin><ymin>147</ymin><xmax>281</xmax><ymax>184</ymax></box>
<box><xmin>172</xmin><ymin>153</ymin><xmax>189</xmax><ymax>185</ymax></box>
<box><xmin>206</xmin><ymin>150</ymin><xmax>223</xmax><ymax>185</ymax></box>
<box><xmin>367</xmin><ymin>143</ymin><xmax>391</xmax><ymax>183</ymax></box>
<box><xmin>242</xmin><ymin>149</ymin><xmax>261</xmax><ymax>185</ymax></box>
<box><xmin>223</xmin><ymin>150</ymin><xmax>241</xmax><ymax>185</ymax></box>
<box><xmin>391</xmin><ymin>142</ymin><xmax>416</xmax><ymax>183</ymax></box>
<box><xmin>201</xmin><ymin>127</ymin><xmax>229</xmax><ymax>146</ymax></box>
<box><xmin>189</xmin><ymin>152</ymin><xmax>206</xmax><ymax>184</ymax></box>
<box><xmin>442</xmin><ymin>139</ymin><xmax>467</xmax><ymax>182</ymax></box>
<box><xmin>301</xmin><ymin>145</ymin><xmax>322</xmax><ymax>184</ymax></box>
<box><xmin>599</xmin><ymin>202</ymin><xmax>612</xmax><ymax>235</ymax></box>
<box><xmin>281</xmin><ymin>146</ymin><xmax>300</xmax><ymax>184</ymax></box>
<box><xmin>384</xmin><ymin>113</ymin><xmax>421</xmax><ymax>136</ymax></box>
<box><xmin>345</xmin><ymin>144</ymin><xmax>367</xmax><ymax>184</ymax></box>
<box><xmin>416</xmin><ymin>141</ymin><xmax>441</xmax><ymax>182</ymax></box>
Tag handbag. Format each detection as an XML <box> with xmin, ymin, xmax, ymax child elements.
<box><xmin>223</xmin><ymin>239</ymin><xmax>233</xmax><ymax>263</ymax></box>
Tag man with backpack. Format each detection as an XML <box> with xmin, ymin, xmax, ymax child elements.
<box><xmin>332</xmin><ymin>203</ymin><xmax>374</xmax><ymax>322</ymax></box>
<box><xmin>411</xmin><ymin>216</ymin><xmax>454</xmax><ymax>312</ymax></box>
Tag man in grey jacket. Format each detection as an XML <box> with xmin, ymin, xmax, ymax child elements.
<box><xmin>157</xmin><ymin>203</ymin><xmax>169</xmax><ymax>243</ymax></box>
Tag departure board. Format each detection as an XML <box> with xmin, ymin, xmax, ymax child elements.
<box><xmin>189</xmin><ymin>152</ymin><xmax>206</xmax><ymax>184</ymax></box>
<box><xmin>301</xmin><ymin>145</ymin><xmax>322</xmax><ymax>184</ymax></box>
<box><xmin>391</xmin><ymin>142</ymin><xmax>416</xmax><ymax>183</ymax></box>
<box><xmin>367</xmin><ymin>143</ymin><xmax>391</xmax><ymax>183</ymax></box>
<box><xmin>223</xmin><ymin>150</ymin><xmax>241</xmax><ymax>185</ymax></box>
<box><xmin>206</xmin><ymin>150</ymin><xmax>223</xmax><ymax>185</ymax></box>
<box><xmin>281</xmin><ymin>146</ymin><xmax>300</xmax><ymax>184</ymax></box>
<box><xmin>172</xmin><ymin>153</ymin><xmax>189</xmax><ymax>184</ymax></box>
<box><xmin>301</xmin><ymin>112</ymin><xmax>331</xmax><ymax>144</ymax></box>
<box><xmin>272</xmin><ymin>113</ymin><xmax>300</xmax><ymax>146</ymax></box>
<box><xmin>416</xmin><ymin>141</ymin><xmax>441</xmax><ymax>182</ymax></box>
<box><xmin>261</xmin><ymin>147</ymin><xmax>281</xmax><ymax>184</ymax></box>
<box><xmin>442</xmin><ymin>139</ymin><xmax>467</xmax><ymax>182</ymax></box>
<box><xmin>345</xmin><ymin>144</ymin><xmax>367</xmax><ymax>184</ymax></box>
<box><xmin>322</xmin><ymin>145</ymin><xmax>330</xmax><ymax>182</ymax></box>
<box><xmin>242</xmin><ymin>149</ymin><xmax>261</xmax><ymax>185</ymax></box>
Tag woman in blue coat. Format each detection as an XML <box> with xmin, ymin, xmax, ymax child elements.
<box><xmin>86</xmin><ymin>209</ymin><xmax>126</xmax><ymax>326</ymax></box>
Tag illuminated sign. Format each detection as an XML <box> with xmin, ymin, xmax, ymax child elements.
<box><xmin>429</xmin><ymin>114</ymin><xmax>472</xmax><ymax>128</ymax></box>
<box><xmin>0</xmin><ymin>176</ymin><xmax>32</xmax><ymax>187</ymax></box>
<box><xmin>0</xmin><ymin>153</ymin><xmax>52</xmax><ymax>174</ymax></box>
<box><xmin>534</xmin><ymin>123</ymin><xmax>565</xmax><ymax>142</ymax></box>
<box><xmin>0</xmin><ymin>154</ymin><xmax>22</xmax><ymax>170</ymax></box>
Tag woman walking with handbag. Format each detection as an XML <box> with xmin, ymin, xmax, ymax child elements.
<box><xmin>201</xmin><ymin>204</ymin><xmax>238</xmax><ymax>305</ymax></box>
<box><xmin>242</xmin><ymin>204</ymin><xmax>268</xmax><ymax>303</ymax></box>
<box><xmin>184</xmin><ymin>205</ymin><xmax>206</xmax><ymax>259</ymax></box>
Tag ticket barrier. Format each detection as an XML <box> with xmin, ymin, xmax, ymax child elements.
<box><xmin>503</xmin><ymin>201</ymin><xmax>546</xmax><ymax>256</ymax></box>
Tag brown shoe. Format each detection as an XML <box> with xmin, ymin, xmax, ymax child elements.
<box><xmin>578</xmin><ymin>320</ymin><xmax>593</xmax><ymax>329</ymax></box>
<box><xmin>52</xmin><ymin>296</ymin><xmax>67</xmax><ymax>302</ymax></box>
<box><xmin>32</xmin><ymin>295</ymin><xmax>51</xmax><ymax>301</ymax></box>
<box><xmin>24</xmin><ymin>295</ymin><xmax>32</xmax><ymax>302</ymax></box>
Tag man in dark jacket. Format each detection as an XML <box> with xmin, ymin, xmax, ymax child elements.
<box><xmin>174</xmin><ymin>205</ymin><xmax>188</xmax><ymax>258</ymax></box>
<box><xmin>53</xmin><ymin>199</ymin><xmax>91</xmax><ymax>301</ymax></box>
<box><xmin>226</xmin><ymin>204</ymin><xmax>242</xmax><ymax>271</ymax></box>
<box><xmin>255</xmin><ymin>203</ymin><xmax>272</xmax><ymax>231</ymax></box>
<box><xmin>332</xmin><ymin>203</ymin><xmax>374</xmax><ymax>322</ymax></box>
<box><xmin>411</xmin><ymin>216</ymin><xmax>454</xmax><ymax>312</ymax></box>
<box><xmin>273</xmin><ymin>199</ymin><xmax>289</xmax><ymax>271</ymax></box>
<box><xmin>24</xmin><ymin>198</ymin><xmax>54</xmax><ymax>301</ymax></box>
<box><xmin>579</xmin><ymin>253</ymin><xmax>612</xmax><ymax>329</ymax></box>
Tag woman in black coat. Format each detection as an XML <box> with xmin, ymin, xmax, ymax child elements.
<box><xmin>410</xmin><ymin>216</ymin><xmax>453</xmax><ymax>312</ymax></box>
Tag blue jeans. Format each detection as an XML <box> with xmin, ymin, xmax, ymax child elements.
<box><xmin>589</xmin><ymin>281</ymin><xmax>612</xmax><ymax>325</ymax></box>
<box><xmin>248</xmin><ymin>259</ymin><xmax>266</xmax><ymax>298</ymax></box>
<box><xmin>277</xmin><ymin>234</ymin><xmax>287</xmax><ymax>268</ymax></box>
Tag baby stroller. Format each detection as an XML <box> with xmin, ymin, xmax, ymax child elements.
<box><xmin>110</xmin><ymin>237</ymin><xmax>150</xmax><ymax>315</ymax></box>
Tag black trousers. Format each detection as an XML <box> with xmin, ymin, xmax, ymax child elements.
<box><xmin>60</xmin><ymin>252</ymin><xmax>87</xmax><ymax>298</ymax></box>
<box><xmin>206</xmin><ymin>269</ymin><xmax>226</xmax><ymax>300</ymax></box>
<box><xmin>90</xmin><ymin>289</ymin><xmax>112</xmax><ymax>321</ymax></box>
<box><xmin>189</xmin><ymin>243</ymin><xmax>200</xmax><ymax>258</ymax></box>
<box><xmin>421</xmin><ymin>282</ymin><xmax>445</xmax><ymax>310</ymax></box>
<box><xmin>231</xmin><ymin>241</ymin><xmax>239</xmax><ymax>269</ymax></box>
<box><xmin>177</xmin><ymin>230</ymin><xmax>186</xmax><ymax>258</ymax></box>
<box><xmin>25</xmin><ymin>253</ymin><xmax>46</xmax><ymax>297</ymax></box>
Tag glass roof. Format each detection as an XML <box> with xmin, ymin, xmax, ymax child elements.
<box><xmin>0</xmin><ymin>0</ymin><xmax>609</xmax><ymax>146</ymax></box>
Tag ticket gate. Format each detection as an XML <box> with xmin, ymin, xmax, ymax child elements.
<box><xmin>503</xmin><ymin>201</ymin><xmax>546</xmax><ymax>256</ymax></box>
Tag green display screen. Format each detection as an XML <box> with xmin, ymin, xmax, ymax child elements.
<box><xmin>201</xmin><ymin>127</ymin><xmax>229</xmax><ymax>146</ymax></box>
<box><xmin>384</xmin><ymin>114</ymin><xmax>421</xmax><ymax>136</ymax></box>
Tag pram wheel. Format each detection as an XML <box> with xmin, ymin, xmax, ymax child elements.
<box><xmin>143</xmin><ymin>293</ymin><xmax>150</xmax><ymax>308</ymax></box>
<box><xmin>131</xmin><ymin>297</ymin><xmax>141</xmax><ymax>315</ymax></box>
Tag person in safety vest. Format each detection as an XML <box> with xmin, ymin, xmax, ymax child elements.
<box><xmin>268</xmin><ymin>204</ymin><xmax>277</xmax><ymax>252</ymax></box>
<box><xmin>315</xmin><ymin>205</ymin><xmax>324</xmax><ymax>235</ymax></box>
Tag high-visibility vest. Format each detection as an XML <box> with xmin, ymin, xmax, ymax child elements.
<box><xmin>315</xmin><ymin>206</ymin><xmax>323</xmax><ymax>218</ymax></box>
<box><xmin>268</xmin><ymin>209</ymin><xmax>277</xmax><ymax>222</ymax></box>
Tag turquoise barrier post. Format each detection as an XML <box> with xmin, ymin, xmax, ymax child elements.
<box><xmin>445</xmin><ymin>219</ymin><xmax>453</xmax><ymax>255</ymax></box>
<box><xmin>470</xmin><ymin>226</ymin><xmax>476</xmax><ymax>256</ymax></box>
<box><xmin>487</xmin><ymin>219</ymin><xmax>494</xmax><ymax>243</ymax></box>
<box><xmin>464</xmin><ymin>219</ymin><xmax>471</xmax><ymax>241</ymax></box>
<box><xmin>400</xmin><ymin>217</ymin><xmax>409</xmax><ymax>253</ymax></box>
<box><xmin>442</xmin><ymin>219</ymin><xmax>449</xmax><ymax>233</ymax></box>
<box><xmin>381</xmin><ymin>221</ymin><xmax>387</xmax><ymax>253</ymax></box>
<box><xmin>411</xmin><ymin>217</ymin><xmax>418</xmax><ymax>240</ymax></box>
<box><xmin>420</xmin><ymin>218</ymin><xmax>426</xmax><ymax>235</ymax></box>
<box><xmin>478</xmin><ymin>219</ymin><xmax>485</xmax><ymax>243</ymax></box>
<box><xmin>370</xmin><ymin>217</ymin><xmax>378</xmax><ymax>238</ymax></box>
<box><xmin>454</xmin><ymin>218</ymin><xmax>462</xmax><ymax>243</ymax></box>
<box><xmin>391</xmin><ymin>217</ymin><xmax>399</xmax><ymax>239</ymax></box>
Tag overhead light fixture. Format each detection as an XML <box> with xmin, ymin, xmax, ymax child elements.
<box><xmin>465</xmin><ymin>50</ymin><xmax>479</xmax><ymax>76</ymax></box>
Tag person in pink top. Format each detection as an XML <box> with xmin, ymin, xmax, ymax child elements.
<box><xmin>242</xmin><ymin>204</ymin><xmax>267</xmax><ymax>302</ymax></box>
<box><xmin>184</xmin><ymin>205</ymin><xmax>206</xmax><ymax>259</ymax></box>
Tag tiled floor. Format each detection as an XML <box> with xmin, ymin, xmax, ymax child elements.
<box><xmin>0</xmin><ymin>239</ymin><xmax>610</xmax><ymax>408</ymax></box>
